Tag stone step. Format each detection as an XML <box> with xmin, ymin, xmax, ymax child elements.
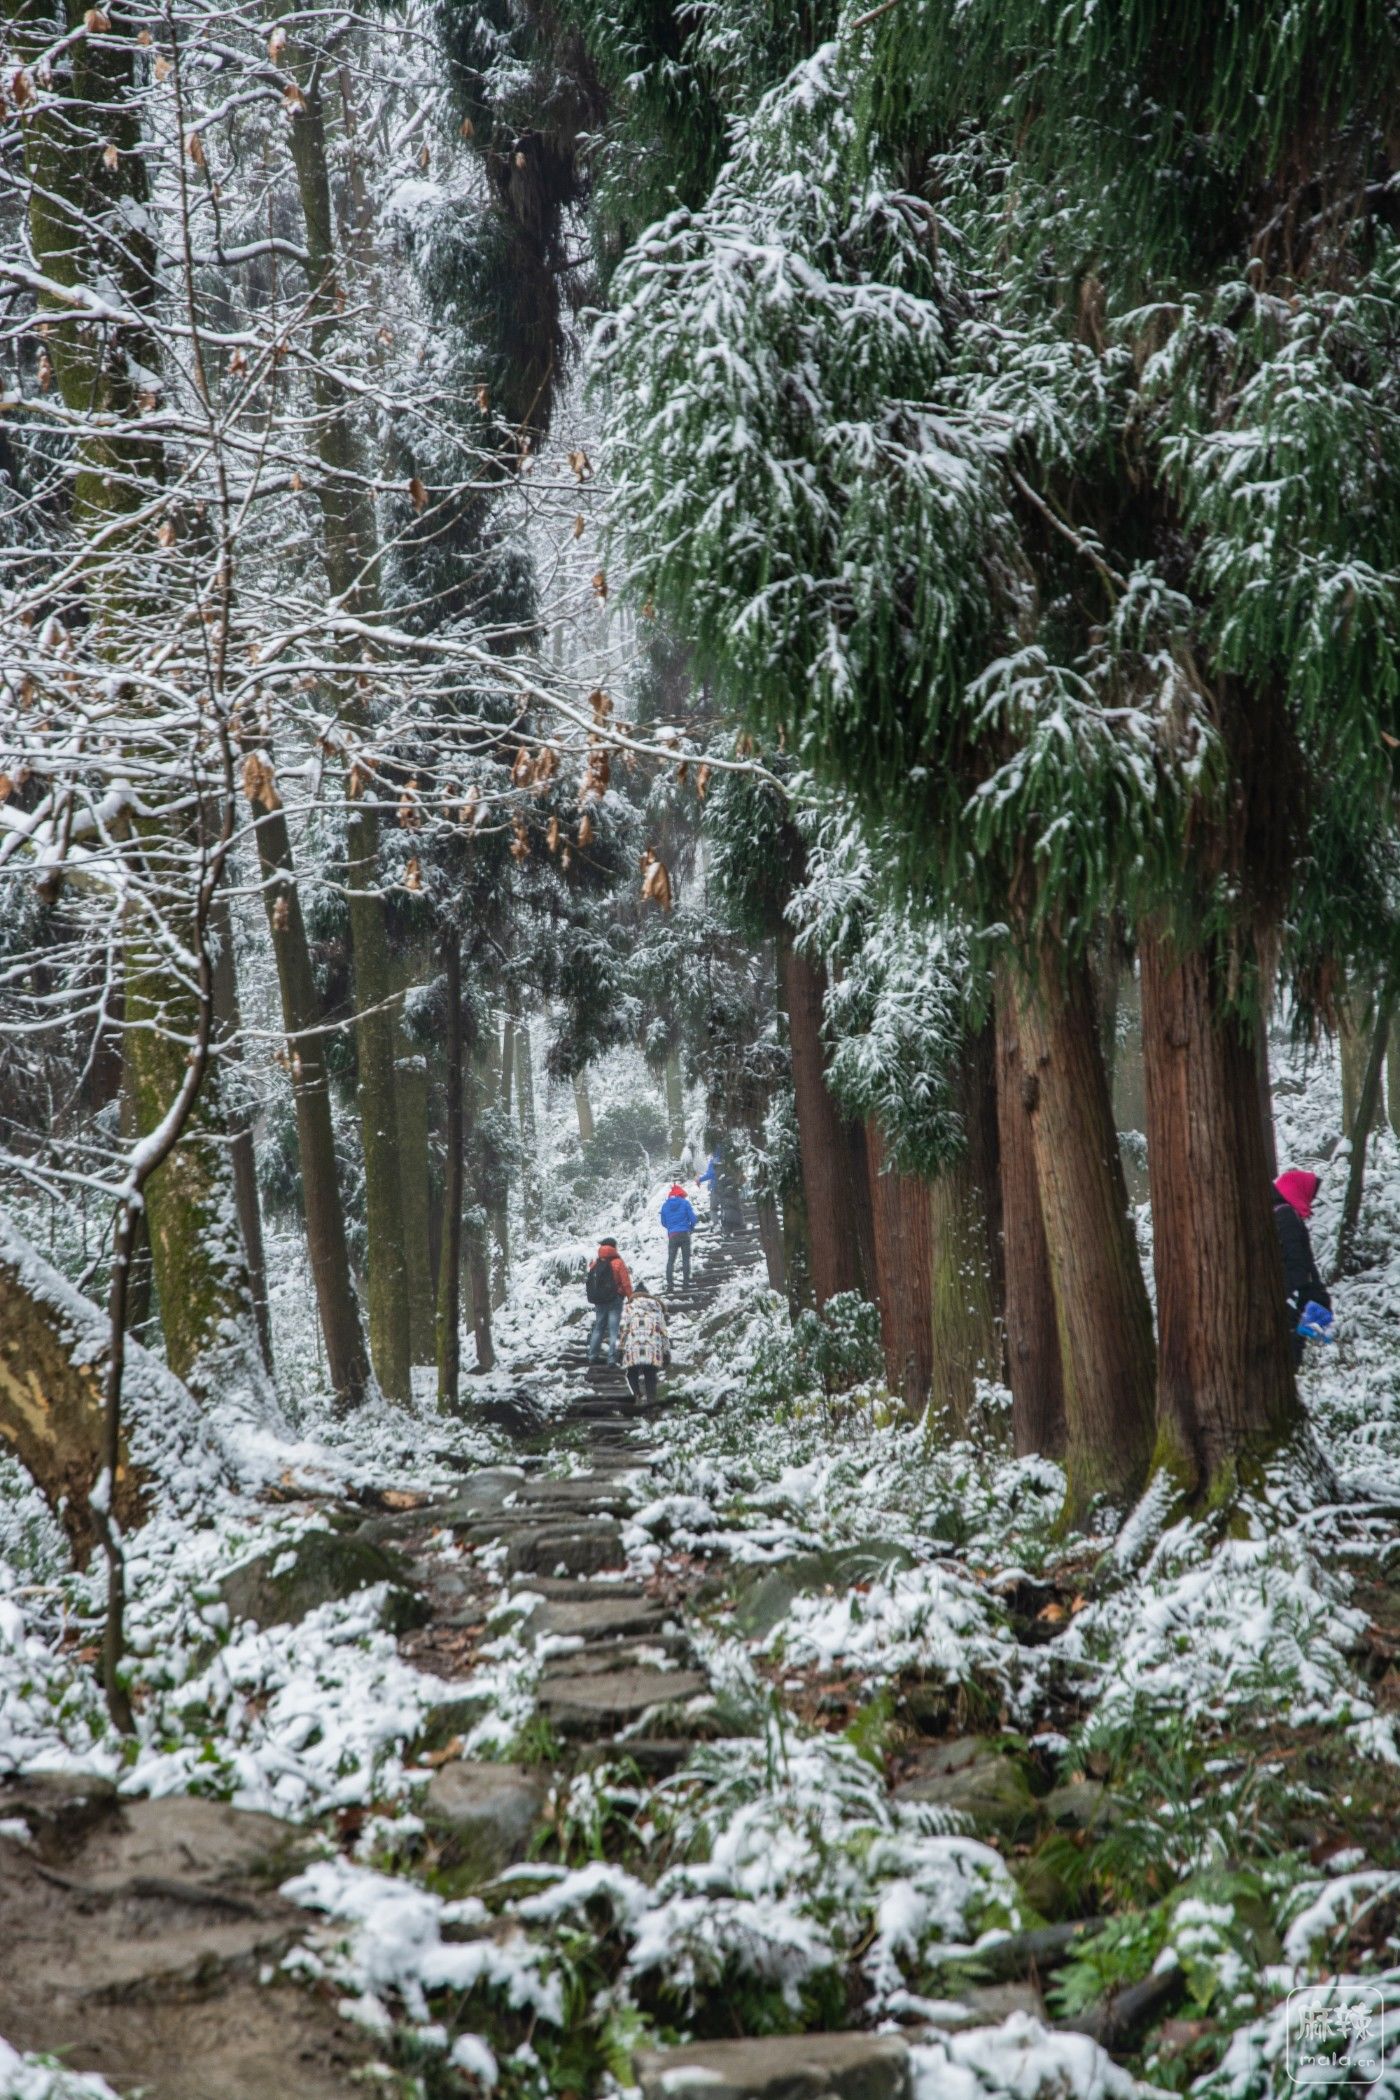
<box><xmin>538</xmin><ymin>1664</ymin><xmax>709</xmax><ymax>1738</ymax></box>
<box><xmin>634</xmin><ymin>2033</ymin><xmax>912</xmax><ymax>2100</ymax></box>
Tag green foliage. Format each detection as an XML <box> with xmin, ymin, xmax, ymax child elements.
<box><xmin>749</xmin><ymin>1290</ymin><xmax>883</xmax><ymax>1409</ymax></box>
<box><xmin>558</xmin><ymin>1100</ymin><xmax>671</xmax><ymax>1195</ymax></box>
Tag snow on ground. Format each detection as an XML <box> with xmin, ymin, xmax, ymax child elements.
<box><xmin>3</xmin><ymin>1038</ymin><xmax>1400</xmax><ymax>2096</ymax></box>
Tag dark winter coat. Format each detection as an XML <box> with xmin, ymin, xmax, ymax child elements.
<box><xmin>660</xmin><ymin>1192</ymin><xmax>697</xmax><ymax>1234</ymax></box>
<box><xmin>1272</xmin><ymin>1199</ymin><xmax>1329</xmax><ymax>1326</ymax></box>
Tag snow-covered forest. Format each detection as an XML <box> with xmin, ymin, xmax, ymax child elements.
<box><xmin>1</xmin><ymin>2</ymin><xmax>1399</xmax><ymax>2096</ymax></box>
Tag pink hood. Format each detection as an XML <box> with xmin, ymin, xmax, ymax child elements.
<box><xmin>1274</xmin><ymin>1170</ymin><xmax>1319</xmax><ymax>1221</ymax></box>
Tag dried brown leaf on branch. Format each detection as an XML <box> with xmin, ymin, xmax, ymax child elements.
<box><xmin>589</xmin><ymin>688</ymin><xmax>613</xmax><ymax>721</ymax></box>
<box><xmin>579</xmin><ymin>749</ymin><xmax>610</xmax><ymax>803</ymax></box>
<box><xmin>187</xmin><ymin>131</ymin><xmax>205</xmax><ymax>167</ymax></box>
<box><xmin>271</xmin><ymin>895</ymin><xmax>290</xmax><ymax>933</ymax></box>
<box><xmin>567</xmin><ymin>449</ymin><xmax>592</xmax><ymax>480</ymax></box>
<box><xmin>577</xmin><ymin>811</ymin><xmax>594</xmax><ymax>849</ymax></box>
<box><xmin>398</xmin><ymin>778</ymin><xmax>422</xmax><ymax>828</ymax></box>
<box><xmin>283</xmin><ymin>80</ymin><xmax>305</xmax><ymax>113</ymax></box>
<box><xmin>102</xmin><ymin>142</ymin><xmax>119</xmax><ymax>169</ymax></box>
<box><xmin>408</xmin><ymin>476</ymin><xmax>428</xmax><ymax>512</ymax></box>
<box><xmin>573</xmin><ymin>514</ymin><xmax>586</xmax><ymax>540</ymax></box>
<box><xmin>531</xmin><ymin>746</ymin><xmax>558</xmax><ymax>792</ymax></box>
<box><xmin>458</xmin><ymin>783</ymin><xmax>480</xmax><ymax>826</ymax></box>
<box><xmin>240</xmin><ymin>752</ymin><xmax>281</xmax><ymax>811</ymax></box>
<box><xmin>511</xmin><ymin>746</ymin><xmax>533</xmax><ymax>787</ymax></box>
<box><xmin>696</xmin><ymin>762</ymin><xmax>712</xmax><ymax>798</ymax></box>
<box><xmin>591</xmin><ymin>569</ymin><xmax>608</xmax><ymax>601</ymax></box>
<box><xmin>546</xmin><ymin>815</ymin><xmax>560</xmax><ymax>854</ymax></box>
<box><xmin>403</xmin><ymin>856</ymin><xmax>423</xmax><ymax>892</ymax></box>
<box><xmin>267</xmin><ymin>25</ymin><xmax>286</xmax><ymax>58</ymax></box>
<box><xmin>83</xmin><ymin>8</ymin><xmax>110</xmax><ymax>30</ymax></box>
<box><xmin>640</xmin><ymin>853</ymin><xmax>672</xmax><ymax>910</ymax></box>
<box><xmin>510</xmin><ymin>818</ymin><xmax>530</xmax><ymax>861</ymax></box>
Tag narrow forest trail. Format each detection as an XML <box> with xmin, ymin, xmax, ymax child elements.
<box><xmin>5</xmin><ymin>1205</ymin><xmax>1400</xmax><ymax>2100</ymax></box>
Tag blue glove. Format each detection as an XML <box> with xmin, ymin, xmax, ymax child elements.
<box><xmin>1297</xmin><ymin>1301</ymin><xmax>1335</xmax><ymax>1342</ymax></box>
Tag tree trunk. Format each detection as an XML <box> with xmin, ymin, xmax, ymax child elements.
<box><xmin>491</xmin><ymin>1020</ymin><xmax>518</xmax><ymax>1302</ymax></box>
<box><xmin>210</xmin><ymin>902</ymin><xmax>273</xmax><ymax>1374</ymax></box>
<box><xmin>464</xmin><ymin>1035</ymin><xmax>496</xmax><ymax>1370</ymax></box>
<box><xmin>1256</xmin><ymin>1024</ymin><xmax>1279</xmax><ymax>1183</ymax></box>
<box><xmin>995</xmin><ymin>981</ymin><xmax>1066</xmax><ymax>1459</ymax></box>
<box><xmin>781</xmin><ymin>937</ymin><xmax>867</xmax><ymax>1304</ymax></box>
<box><xmin>500</xmin><ymin>1015</ymin><xmax>516</xmax><ymax>1115</ymax></box>
<box><xmin>283</xmin><ymin>36</ymin><xmax>411</xmax><ymax>1401</ymax></box>
<box><xmin>1389</xmin><ymin>1026</ymin><xmax>1400</xmax><ymax>1141</ymax></box>
<box><xmin>573</xmin><ymin>1070</ymin><xmax>595</xmax><ymax>1143</ymax></box>
<box><xmin>436</xmin><ymin>932</ymin><xmax>463</xmax><ymax>1407</ymax></box>
<box><xmin>928</xmin><ymin>1028</ymin><xmax>1003</xmax><ymax>1429</ymax></box>
<box><xmin>118</xmin><ymin>1073</ymin><xmax>154</xmax><ymax>1346</ymax></box>
<box><xmin>1139</xmin><ymin>926</ymin><xmax>1301</xmax><ymax>1498</ymax></box>
<box><xmin>515</xmin><ymin>1019</ymin><xmax>542</xmax><ymax>1238</ymax></box>
<box><xmin>1014</xmin><ymin>951</ymin><xmax>1157</xmax><ymax>1523</ymax></box>
<box><xmin>123</xmin><ymin>956</ymin><xmax>263</xmax><ymax>1403</ymax></box>
<box><xmin>246</xmin><ymin>788</ymin><xmax>372</xmax><ymax>1409</ymax></box>
<box><xmin>865</xmin><ymin>1121</ymin><xmax>933</xmax><ymax>1413</ymax></box>
<box><xmin>0</xmin><ymin>1217</ymin><xmax>156</xmax><ymax>1565</ymax></box>
<box><xmin>13</xmin><ymin>0</ymin><xmax>262</xmax><ymax>1409</ymax></box>
<box><xmin>1334</xmin><ymin>984</ymin><xmax>1395</xmax><ymax>1281</ymax></box>
<box><xmin>664</xmin><ymin>1049</ymin><xmax>686</xmax><ymax>1159</ymax></box>
<box><xmin>1339</xmin><ymin>991</ymin><xmax>1384</xmax><ymax>1137</ymax></box>
<box><xmin>395</xmin><ymin>945</ymin><xmax>435</xmax><ymax>1369</ymax></box>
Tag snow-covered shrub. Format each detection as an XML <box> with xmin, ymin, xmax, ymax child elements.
<box><xmin>749</xmin><ymin>1291</ymin><xmax>884</xmax><ymax>1411</ymax></box>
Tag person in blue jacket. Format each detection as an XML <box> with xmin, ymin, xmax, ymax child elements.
<box><xmin>660</xmin><ymin>1182</ymin><xmax>698</xmax><ymax>1291</ymax></box>
<box><xmin>697</xmin><ymin>1148</ymin><xmax>721</xmax><ymax>1224</ymax></box>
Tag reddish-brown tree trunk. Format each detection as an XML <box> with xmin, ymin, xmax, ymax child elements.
<box><xmin>995</xmin><ymin>980</ymin><xmax>1066</xmax><ymax>1458</ymax></box>
<box><xmin>865</xmin><ymin>1120</ymin><xmax>933</xmax><ymax>1412</ymax></box>
<box><xmin>781</xmin><ymin>937</ymin><xmax>868</xmax><ymax>1304</ymax></box>
<box><xmin>1015</xmin><ymin>951</ymin><xmax>1156</xmax><ymax>1522</ymax></box>
<box><xmin>1139</xmin><ymin>926</ymin><xmax>1301</xmax><ymax>1496</ymax></box>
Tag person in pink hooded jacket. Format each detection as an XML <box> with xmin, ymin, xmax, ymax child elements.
<box><xmin>1272</xmin><ymin>1170</ymin><xmax>1330</xmax><ymax>1365</ymax></box>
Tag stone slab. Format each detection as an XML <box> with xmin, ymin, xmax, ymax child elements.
<box><xmin>423</xmin><ymin>1761</ymin><xmax>547</xmax><ymax>1881</ymax></box>
<box><xmin>539</xmin><ymin>1665</ymin><xmax>708</xmax><ymax>1738</ymax></box>
<box><xmin>634</xmin><ymin>2031</ymin><xmax>911</xmax><ymax>2100</ymax></box>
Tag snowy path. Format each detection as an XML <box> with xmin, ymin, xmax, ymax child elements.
<box><xmin>4</xmin><ymin>1212</ymin><xmax>1400</xmax><ymax>2098</ymax></box>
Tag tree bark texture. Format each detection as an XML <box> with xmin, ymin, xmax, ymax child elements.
<box><xmin>1014</xmin><ymin>951</ymin><xmax>1157</xmax><ymax>1522</ymax></box>
<box><xmin>995</xmin><ymin>982</ymin><xmax>1066</xmax><ymax>1459</ymax></box>
<box><xmin>395</xmin><ymin>944</ymin><xmax>435</xmax><ymax>1368</ymax></box>
<box><xmin>246</xmin><ymin>791</ymin><xmax>371</xmax><ymax>1408</ymax></box>
<box><xmin>0</xmin><ymin>1223</ymin><xmax>150</xmax><ymax>1566</ymax></box>
<box><xmin>864</xmin><ymin>1120</ymin><xmax>933</xmax><ymax>1414</ymax></box>
<box><xmin>515</xmin><ymin>1019</ymin><xmax>543</xmax><ymax>1238</ymax></box>
<box><xmin>573</xmin><ymin>1070</ymin><xmax>595</xmax><ymax>1143</ymax></box>
<box><xmin>464</xmin><ymin>1037</ymin><xmax>496</xmax><ymax>1370</ymax></box>
<box><xmin>782</xmin><ymin>939</ymin><xmax>869</xmax><ymax>1305</ymax></box>
<box><xmin>1139</xmin><ymin>927</ymin><xmax>1302</xmax><ymax>1497</ymax></box>
<box><xmin>210</xmin><ymin>902</ymin><xmax>273</xmax><ymax>1373</ymax></box>
<box><xmin>1334</xmin><ymin>985</ymin><xmax>1395</xmax><ymax>1281</ymax></box>
<box><xmin>928</xmin><ymin>1028</ymin><xmax>1003</xmax><ymax>1428</ymax></box>
<box><xmin>1339</xmin><ymin>992</ymin><xmax>1385</xmax><ymax>1137</ymax></box>
<box><xmin>123</xmin><ymin>956</ymin><xmax>263</xmax><ymax>1404</ymax></box>
<box><xmin>436</xmin><ymin>932</ymin><xmax>463</xmax><ymax>1406</ymax></box>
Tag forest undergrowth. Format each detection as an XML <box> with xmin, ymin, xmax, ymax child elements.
<box><xmin>2</xmin><ymin>1047</ymin><xmax>1399</xmax><ymax>2099</ymax></box>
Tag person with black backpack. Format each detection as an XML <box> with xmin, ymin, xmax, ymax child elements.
<box><xmin>585</xmin><ymin>1237</ymin><xmax>633</xmax><ymax>1363</ymax></box>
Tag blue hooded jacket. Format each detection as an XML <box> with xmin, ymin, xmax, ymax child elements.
<box><xmin>660</xmin><ymin>1189</ymin><xmax>697</xmax><ymax>1234</ymax></box>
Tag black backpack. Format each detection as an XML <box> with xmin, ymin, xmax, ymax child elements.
<box><xmin>586</xmin><ymin>1256</ymin><xmax>619</xmax><ymax>1306</ymax></box>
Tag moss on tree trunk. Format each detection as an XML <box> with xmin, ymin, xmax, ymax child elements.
<box><xmin>1014</xmin><ymin>951</ymin><xmax>1157</xmax><ymax>1525</ymax></box>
